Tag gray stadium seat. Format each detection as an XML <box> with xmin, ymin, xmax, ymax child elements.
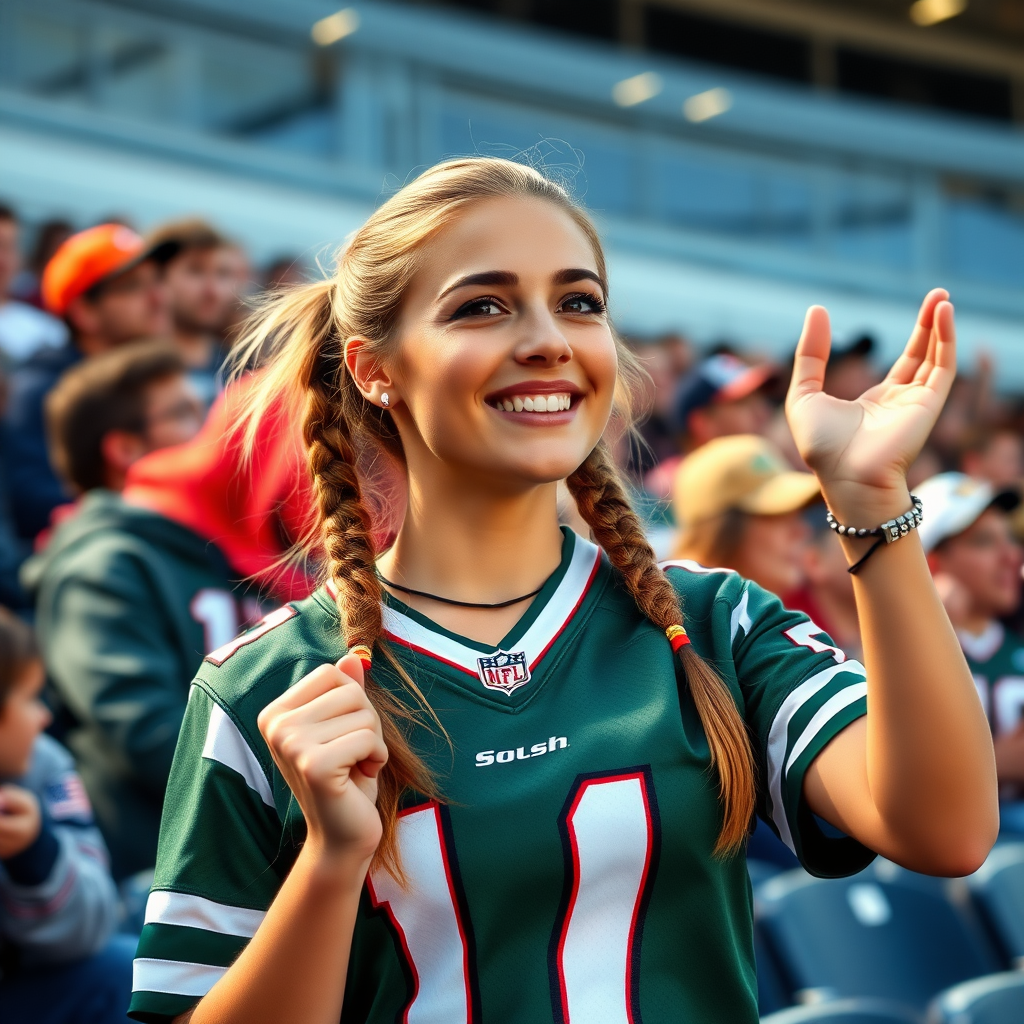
<box><xmin>967</xmin><ymin>843</ymin><xmax>1024</xmax><ymax>966</ymax></box>
<box><xmin>760</xmin><ymin>997</ymin><xmax>922</xmax><ymax>1023</ymax></box>
<box><xmin>927</xmin><ymin>972</ymin><xmax>1024</xmax><ymax>1024</ymax></box>
<box><xmin>756</xmin><ymin>868</ymin><xmax>1000</xmax><ymax>1010</ymax></box>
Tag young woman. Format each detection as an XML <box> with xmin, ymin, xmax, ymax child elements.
<box><xmin>128</xmin><ymin>158</ymin><xmax>997</xmax><ymax>1024</ymax></box>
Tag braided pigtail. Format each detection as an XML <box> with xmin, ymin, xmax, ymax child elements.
<box><xmin>567</xmin><ymin>443</ymin><xmax>756</xmax><ymax>855</ymax></box>
<box><xmin>299</xmin><ymin>306</ymin><xmax>437</xmax><ymax>883</ymax></box>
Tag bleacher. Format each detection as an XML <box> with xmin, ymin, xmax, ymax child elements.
<box><xmin>1</xmin><ymin>0</ymin><xmax>1023</xmax><ymax>377</ymax></box>
<box><xmin>750</xmin><ymin>844</ymin><xmax>1024</xmax><ymax>1022</ymax></box>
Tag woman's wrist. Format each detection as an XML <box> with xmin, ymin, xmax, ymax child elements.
<box><xmin>817</xmin><ymin>479</ymin><xmax>914</xmax><ymax>535</ymax></box>
<box><xmin>297</xmin><ymin>833</ymin><xmax>376</xmax><ymax>891</ymax></box>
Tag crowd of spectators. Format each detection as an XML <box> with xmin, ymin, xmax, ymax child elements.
<box><xmin>2</xmin><ymin>202</ymin><xmax>1024</xmax><ymax>1021</ymax></box>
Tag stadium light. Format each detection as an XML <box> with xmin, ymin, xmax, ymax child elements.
<box><xmin>682</xmin><ymin>87</ymin><xmax>732</xmax><ymax>123</ymax></box>
<box><xmin>311</xmin><ymin>8</ymin><xmax>360</xmax><ymax>46</ymax></box>
<box><xmin>612</xmin><ymin>72</ymin><xmax>663</xmax><ymax>108</ymax></box>
<box><xmin>909</xmin><ymin>0</ymin><xmax>967</xmax><ymax>27</ymax></box>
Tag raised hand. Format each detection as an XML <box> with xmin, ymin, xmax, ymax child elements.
<box><xmin>786</xmin><ymin>288</ymin><xmax>956</xmax><ymax>522</ymax></box>
<box><xmin>257</xmin><ymin>653</ymin><xmax>388</xmax><ymax>862</ymax></box>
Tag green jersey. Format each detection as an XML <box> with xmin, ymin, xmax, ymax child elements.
<box><xmin>129</xmin><ymin>528</ymin><xmax>872</xmax><ymax>1024</ymax></box>
<box><xmin>958</xmin><ymin>622</ymin><xmax>1024</xmax><ymax>738</ymax></box>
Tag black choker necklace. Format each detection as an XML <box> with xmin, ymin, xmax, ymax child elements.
<box><xmin>375</xmin><ymin>571</ymin><xmax>543</xmax><ymax>609</ymax></box>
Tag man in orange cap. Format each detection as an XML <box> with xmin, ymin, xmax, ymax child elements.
<box><xmin>3</xmin><ymin>224</ymin><xmax>174</xmax><ymax>542</ymax></box>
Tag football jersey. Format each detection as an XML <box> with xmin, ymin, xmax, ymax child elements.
<box><xmin>129</xmin><ymin>528</ymin><xmax>872</xmax><ymax>1024</ymax></box>
<box><xmin>958</xmin><ymin>621</ymin><xmax>1024</xmax><ymax>737</ymax></box>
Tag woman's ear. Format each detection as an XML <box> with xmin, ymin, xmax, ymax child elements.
<box><xmin>345</xmin><ymin>337</ymin><xmax>395</xmax><ymax>409</ymax></box>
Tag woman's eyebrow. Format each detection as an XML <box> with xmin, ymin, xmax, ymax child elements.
<box><xmin>438</xmin><ymin>270</ymin><xmax>518</xmax><ymax>300</ymax></box>
<box><xmin>553</xmin><ymin>268</ymin><xmax>606</xmax><ymax>291</ymax></box>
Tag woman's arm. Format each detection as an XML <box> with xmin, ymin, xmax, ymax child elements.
<box><xmin>788</xmin><ymin>292</ymin><xmax>999</xmax><ymax>876</ymax></box>
<box><xmin>181</xmin><ymin>654</ymin><xmax>387</xmax><ymax>1024</ymax></box>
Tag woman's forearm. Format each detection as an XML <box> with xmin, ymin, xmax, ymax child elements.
<box><xmin>806</xmin><ymin>492</ymin><xmax>999</xmax><ymax>875</ymax></box>
<box><xmin>184</xmin><ymin>841</ymin><xmax>369</xmax><ymax>1024</ymax></box>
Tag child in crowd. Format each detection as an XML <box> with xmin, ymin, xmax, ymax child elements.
<box><xmin>0</xmin><ymin>606</ymin><xmax>134</xmax><ymax>1024</ymax></box>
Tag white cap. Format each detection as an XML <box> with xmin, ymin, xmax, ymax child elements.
<box><xmin>915</xmin><ymin>472</ymin><xmax>1020</xmax><ymax>553</ymax></box>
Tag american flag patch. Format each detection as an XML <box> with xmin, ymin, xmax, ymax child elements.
<box><xmin>44</xmin><ymin>771</ymin><xmax>92</xmax><ymax>821</ymax></box>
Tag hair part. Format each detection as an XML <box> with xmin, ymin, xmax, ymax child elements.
<box><xmin>230</xmin><ymin>156</ymin><xmax>755</xmax><ymax>873</ymax></box>
<box><xmin>45</xmin><ymin>339</ymin><xmax>186</xmax><ymax>493</ymax></box>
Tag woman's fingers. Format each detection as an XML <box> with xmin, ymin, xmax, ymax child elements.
<box><xmin>924</xmin><ymin>300</ymin><xmax>957</xmax><ymax>398</ymax></box>
<box><xmin>787</xmin><ymin>305</ymin><xmax>831</xmax><ymax>404</ymax></box>
<box><xmin>885</xmin><ymin>288</ymin><xmax>949</xmax><ymax>386</ymax></box>
<box><xmin>335</xmin><ymin>652</ymin><xmax>366</xmax><ymax>690</ymax></box>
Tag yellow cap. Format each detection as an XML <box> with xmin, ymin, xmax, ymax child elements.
<box><xmin>673</xmin><ymin>435</ymin><xmax>821</xmax><ymax>526</ymax></box>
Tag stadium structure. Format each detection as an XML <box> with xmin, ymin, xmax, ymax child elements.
<box><xmin>1</xmin><ymin>0</ymin><xmax>1022</xmax><ymax>373</ymax></box>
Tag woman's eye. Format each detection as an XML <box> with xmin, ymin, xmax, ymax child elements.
<box><xmin>451</xmin><ymin>297</ymin><xmax>506</xmax><ymax>319</ymax></box>
<box><xmin>560</xmin><ymin>292</ymin><xmax>606</xmax><ymax>315</ymax></box>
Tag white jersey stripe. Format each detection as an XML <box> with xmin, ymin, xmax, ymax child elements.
<box><xmin>729</xmin><ymin>586</ymin><xmax>753</xmax><ymax>645</ymax></box>
<box><xmin>133</xmin><ymin>957</ymin><xmax>226</xmax><ymax>997</ymax></box>
<box><xmin>144</xmin><ymin>889</ymin><xmax>265</xmax><ymax>938</ymax></box>
<box><xmin>766</xmin><ymin>662</ymin><xmax>866</xmax><ymax>852</ymax></box>
<box><xmin>202</xmin><ymin>701</ymin><xmax>274</xmax><ymax>808</ymax></box>
<box><xmin>383</xmin><ymin>534</ymin><xmax>601</xmax><ymax>676</ymax></box>
<box><xmin>785</xmin><ymin>682</ymin><xmax>868</xmax><ymax>778</ymax></box>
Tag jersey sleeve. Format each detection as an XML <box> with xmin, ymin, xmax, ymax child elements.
<box><xmin>725</xmin><ymin>576</ymin><xmax>872</xmax><ymax>877</ymax></box>
<box><xmin>128</xmin><ymin>683</ymin><xmax>292</xmax><ymax>1023</ymax></box>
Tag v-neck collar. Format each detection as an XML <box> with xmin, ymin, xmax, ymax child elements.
<box><xmin>381</xmin><ymin>528</ymin><xmax>601</xmax><ymax>685</ymax></box>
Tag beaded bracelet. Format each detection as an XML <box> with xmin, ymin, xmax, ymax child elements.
<box><xmin>825</xmin><ymin>495</ymin><xmax>924</xmax><ymax>575</ymax></box>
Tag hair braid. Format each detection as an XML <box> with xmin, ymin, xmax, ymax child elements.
<box><xmin>303</xmin><ymin>365</ymin><xmax>436</xmax><ymax>881</ymax></box>
<box><xmin>567</xmin><ymin>443</ymin><xmax>756</xmax><ymax>854</ymax></box>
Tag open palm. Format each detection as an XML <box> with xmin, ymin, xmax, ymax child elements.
<box><xmin>786</xmin><ymin>289</ymin><xmax>956</xmax><ymax>500</ymax></box>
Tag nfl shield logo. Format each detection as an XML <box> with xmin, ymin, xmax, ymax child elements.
<box><xmin>476</xmin><ymin>649</ymin><xmax>531</xmax><ymax>695</ymax></box>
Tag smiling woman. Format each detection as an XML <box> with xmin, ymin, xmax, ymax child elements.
<box><xmin>127</xmin><ymin>158</ymin><xmax>998</xmax><ymax>1024</ymax></box>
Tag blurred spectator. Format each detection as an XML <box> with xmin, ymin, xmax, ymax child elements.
<box><xmin>2</xmin><ymin>224</ymin><xmax>175</xmax><ymax>543</ymax></box>
<box><xmin>959</xmin><ymin>427</ymin><xmax>1024</xmax><ymax>489</ymax></box>
<box><xmin>146</xmin><ymin>219</ymin><xmax>239</xmax><ymax>409</ymax></box>
<box><xmin>45</xmin><ymin>341</ymin><xmax>201</xmax><ymax>497</ymax></box>
<box><xmin>0</xmin><ymin>367</ymin><xmax>31</xmax><ymax>612</ymax></box>
<box><xmin>0</xmin><ymin>607</ymin><xmax>133</xmax><ymax>1024</ymax></box>
<box><xmin>822</xmin><ymin>333</ymin><xmax>881</xmax><ymax>401</ymax></box>
<box><xmin>787</xmin><ymin>517</ymin><xmax>862</xmax><ymax>662</ymax></box>
<box><xmin>21</xmin><ymin>376</ymin><xmax>315</xmax><ymax>879</ymax></box>
<box><xmin>0</xmin><ymin>205</ymin><xmax>67</xmax><ymax>366</ymax></box>
<box><xmin>629</xmin><ymin>333</ymin><xmax>695</xmax><ymax>475</ymax></box>
<box><xmin>644</xmin><ymin>353</ymin><xmax>776</xmax><ymax>499</ymax></box>
<box><xmin>9</xmin><ymin>219</ymin><xmax>73</xmax><ymax>310</ymax></box>
<box><xmin>264</xmin><ymin>254</ymin><xmax>307</xmax><ymax>291</ymax></box>
<box><xmin>917</xmin><ymin>473</ymin><xmax>1024</xmax><ymax>798</ymax></box>
<box><xmin>670</xmin><ymin>434</ymin><xmax>819</xmax><ymax>598</ymax></box>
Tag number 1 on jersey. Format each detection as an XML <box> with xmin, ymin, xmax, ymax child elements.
<box><xmin>370</xmin><ymin>771</ymin><xmax>659</xmax><ymax>1024</ymax></box>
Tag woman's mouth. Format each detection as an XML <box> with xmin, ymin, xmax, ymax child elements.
<box><xmin>489</xmin><ymin>393</ymin><xmax>574</xmax><ymax>414</ymax></box>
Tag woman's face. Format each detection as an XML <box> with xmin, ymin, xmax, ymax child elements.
<box><xmin>732</xmin><ymin>511</ymin><xmax>811</xmax><ymax>597</ymax></box>
<box><xmin>371</xmin><ymin>196</ymin><xmax>619</xmax><ymax>490</ymax></box>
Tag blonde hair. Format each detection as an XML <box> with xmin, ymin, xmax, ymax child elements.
<box><xmin>232</xmin><ymin>157</ymin><xmax>755</xmax><ymax>874</ymax></box>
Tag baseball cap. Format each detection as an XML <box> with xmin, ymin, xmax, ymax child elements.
<box><xmin>915</xmin><ymin>472</ymin><xmax>1020</xmax><ymax>553</ymax></box>
<box><xmin>673</xmin><ymin>434</ymin><xmax>821</xmax><ymax>526</ymax></box>
<box><xmin>41</xmin><ymin>224</ymin><xmax>179</xmax><ymax>316</ymax></box>
<box><xmin>673</xmin><ymin>354</ymin><xmax>777</xmax><ymax>433</ymax></box>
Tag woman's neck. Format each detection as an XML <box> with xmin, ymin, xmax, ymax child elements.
<box><xmin>376</xmin><ymin>473</ymin><xmax>565</xmax><ymax>646</ymax></box>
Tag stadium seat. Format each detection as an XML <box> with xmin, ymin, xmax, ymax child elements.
<box><xmin>967</xmin><ymin>843</ymin><xmax>1024</xmax><ymax>966</ymax></box>
<box><xmin>756</xmin><ymin>868</ymin><xmax>1000</xmax><ymax>1010</ymax></box>
<box><xmin>760</xmin><ymin>997</ymin><xmax>922</xmax><ymax>1023</ymax></box>
<box><xmin>927</xmin><ymin>971</ymin><xmax>1024</xmax><ymax>1024</ymax></box>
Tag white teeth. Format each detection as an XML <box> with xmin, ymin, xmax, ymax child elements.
<box><xmin>494</xmin><ymin>393</ymin><xmax>574</xmax><ymax>413</ymax></box>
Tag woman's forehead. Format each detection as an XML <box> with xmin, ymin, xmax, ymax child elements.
<box><xmin>420</xmin><ymin>195</ymin><xmax>599</xmax><ymax>283</ymax></box>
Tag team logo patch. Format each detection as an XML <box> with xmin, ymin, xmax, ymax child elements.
<box><xmin>476</xmin><ymin>649</ymin><xmax>531</xmax><ymax>695</ymax></box>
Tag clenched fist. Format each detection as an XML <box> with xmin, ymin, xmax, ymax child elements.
<box><xmin>258</xmin><ymin>652</ymin><xmax>388</xmax><ymax>862</ymax></box>
<box><xmin>0</xmin><ymin>784</ymin><xmax>42</xmax><ymax>860</ymax></box>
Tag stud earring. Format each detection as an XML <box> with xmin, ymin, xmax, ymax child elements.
<box><xmin>380</xmin><ymin>392</ymin><xmax>390</xmax><ymax>408</ymax></box>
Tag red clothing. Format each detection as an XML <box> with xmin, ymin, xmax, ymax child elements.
<box><xmin>123</xmin><ymin>376</ymin><xmax>317</xmax><ymax>602</ymax></box>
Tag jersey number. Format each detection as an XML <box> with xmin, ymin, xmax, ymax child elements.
<box><xmin>190</xmin><ymin>589</ymin><xmax>241</xmax><ymax>655</ymax></box>
<box><xmin>367</xmin><ymin>770</ymin><xmax>658</xmax><ymax>1024</ymax></box>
